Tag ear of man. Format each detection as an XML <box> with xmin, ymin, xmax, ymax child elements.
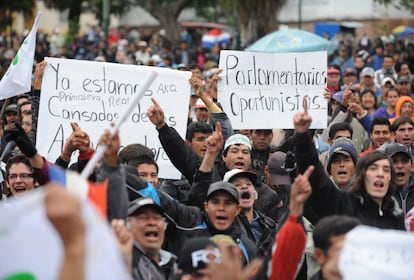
<box><xmin>313</xmin><ymin>247</ymin><xmax>327</xmax><ymax>266</ymax></box>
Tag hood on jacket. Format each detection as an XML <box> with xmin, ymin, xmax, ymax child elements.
<box><xmin>394</xmin><ymin>96</ymin><xmax>414</xmax><ymax>120</ymax></box>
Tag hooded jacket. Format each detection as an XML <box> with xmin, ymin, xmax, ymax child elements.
<box><xmin>124</xmin><ymin>165</ymin><xmax>260</xmax><ymax>264</ymax></box>
<box><xmin>295</xmin><ymin>131</ymin><xmax>404</xmax><ymax>230</ymax></box>
<box><xmin>157</xmin><ymin>122</ymin><xmax>280</xmax><ymax>222</ymax></box>
<box><xmin>189</xmin><ymin>169</ymin><xmax>277</xmax><ymax>255</ymax></box>
<box><xmin>390</xmin><ymin>95</ymin><xmax>414</xmax><ymax>123</ymax></box>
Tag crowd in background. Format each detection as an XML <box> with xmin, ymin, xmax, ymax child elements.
<box><xmin>0</xmin><ymin>23</ymin><xmax>414</xmax><ymax>280</ymax></box>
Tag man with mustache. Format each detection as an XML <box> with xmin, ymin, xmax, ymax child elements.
<box><xmin>127</xmin><ymin>197</ymin><xmax>178</xmax><ymax>280</ymax></box>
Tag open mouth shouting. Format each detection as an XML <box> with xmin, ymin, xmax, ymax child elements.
<box><xmin>373</xmin><ymin>181</ymin><xmax>384</xmax><ymax>189</ymax></box>
<box><xmin>213</xmin><ymin>214</ymin><xmax>231</xmax><ymax>230</ymax></box>
<box><xmin>234</xmin><ymin>161</ymin><xmax>246</xmax><ymax>169</ymax></box>
<box><xmin>12</xmin><ymin>184</ymin><xmax>27</xmax><ymax>196</ymax></box>
<box><xmin>335</xmin><ymin>170</ymin><xmax>349</xmax><ymax>179</ymax></box>
<box><xmin>144</xmin><ymin>228</ymin><xmax>160</xmax><ymax>241</ymax></box>
<box><xmin>240</xmin><ymin>191</ymin><xmax>252</xmax><ymax>200</ymax></box>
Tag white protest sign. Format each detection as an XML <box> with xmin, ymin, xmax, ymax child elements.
<box><xmin>0</xmin><ymin>190</ymin><xmax>130</xmax><ymax>280</ymax></box>
<box><xmin>339</xmin><ymin>225</ymin><xmax>414</xmax><ymax>279</ymax></box>
<box><xmin>218</xmin><ymin>50</ymin><xmax>327</xmax><ymax>129</ymax></box>
<box><xmin>37</xmin><ymin>58</ymin><xmax>191</xmax><ymax>179</ymax></box>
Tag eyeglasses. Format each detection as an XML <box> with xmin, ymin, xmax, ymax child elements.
<box><xmin>8</xmin><ymin>173</ymin><xmax>33</xmax><ymax>181</ymax></box>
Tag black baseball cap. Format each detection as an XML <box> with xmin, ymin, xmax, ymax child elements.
<box><xmin>128</xmin><ymin>197</ymin><xmax>164</xmax><ymax>216</ymax></box>
<box><xmin>206</xmin><ymin>181</ymin><xmax>239</xmax><ymax>204</ymax></box>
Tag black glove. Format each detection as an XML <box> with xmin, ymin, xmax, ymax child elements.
<box><xmin>4</xmin><ymin>123</ymin><xmax>37</xmax><ymax>158</ymax></box>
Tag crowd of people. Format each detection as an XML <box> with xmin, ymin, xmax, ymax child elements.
<box><xmin>1</xmin><ymin>24</ymin><xmax>414</xmax><ymax>280</ymax></box>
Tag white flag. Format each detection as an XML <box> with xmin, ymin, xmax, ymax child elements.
<box><xmin>0</xmin><ymin>189</ymin><xmax>131</xmax><ymax>280</ymax></box>
<box><xmin>0</xmin><ymin>12</ymin><xmax>41</xmax><ymax>100</ymax></box>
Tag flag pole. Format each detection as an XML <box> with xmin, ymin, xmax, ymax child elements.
<box><xmin>81</xmin><ymin>71</ymin><xmax>157</xmax><ymax>179</ymax></box>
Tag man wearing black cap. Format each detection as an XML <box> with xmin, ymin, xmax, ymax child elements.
<box><xmin>385</xmin><ymin>143</ymin><xmax>414</xmax><ymax>215</ymax></box>
<box><xmin>250</xmin><ymin>129</ymin><xmax>275</xmax><ymax>181</ymax></box>
<box><xmin>264</xmin><ymin>151</ymin><xmax>292</xmax><ymax>219</ymax></box>
<box><xmin>132</xmin><ymin>179</ymin><xmax>259</xmax><ymax>265</ymax></box>
<box><xmin>127</xmin><ymin>197</ymin><xmax>178</xmax><ymax>280</ymax></box>
<box><xmin>326</xmin><ymin>138</ymin><xmax>358</xmax><ymax>190</ymax></box>
<box><xmin>396</xmin><ymin>75</ymin><xmax>413</xmax><ymax>97</ymax></box>
<box><xmin>2</xmin><ymin>104</ymin><xmax>18</xmax><ymax>130</ymax></box>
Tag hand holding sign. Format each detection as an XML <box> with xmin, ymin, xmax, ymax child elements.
<box><xmin>211</xmin><ymin>69</ymin><xmax>222</xmax><ymax>99</ymax></box>
<box><xmin>189</xmin><ymin>75</ymin><xmax>204</xmax><ymax>97</ymax></box>
<box><xmin>293</xmin><ymin>96</ymin><xmax>312</xmax><ymax>134</ymax></box>
<box><xmin>323</xmin><ymin>87</ymin><xmax>331</xmax><ymax>102</ymax></box>
<box><xmin>34</xmin><ymin>60</ymin><xmax>47</xmax><ymax>90</ymax></box>
<box><xmin>146</xmin><ymin>98</ymin><xmax>166</xmax><ymax>129</ymax></box>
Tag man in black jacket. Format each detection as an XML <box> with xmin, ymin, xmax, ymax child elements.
<box><xmin>128</xmin><ymin>197</ymin><xmax>178</xmax><ymax>280</ymax></box>
<box><xmin>147</xmin><ymin>99</ymin><xmax>280</xmax><ymax>222</ymax></box>
<box><xmin>126</xmin><ymin>166</ymin><xmax>260</xmax><ymax>265</ymax></box>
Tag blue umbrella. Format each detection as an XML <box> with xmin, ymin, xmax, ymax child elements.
<box><xmin>246</xmin><ymin>28</ymin><xmax>335</xmax><ymax>54</ymax></box>
<box><xmin>392</xmin><ymin>25</ymin><xmax>414</xmax><ymax>38</ymax></box>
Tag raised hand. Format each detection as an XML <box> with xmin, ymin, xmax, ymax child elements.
<box><xmin>61</xmin><ymin>123</ymin><xmax>92</xmax><ymax>161</ymax></box>
<box><xmin>206</xmin><ymin>122</ymin><xmax>223</xmax><ymax>156</ymax></box>
<box><xmin>207</xmin><ymin>243</ymin><xmax>262</xmax><ymax>280</ymax></box>
<box><xmin>146</xmin><ymin>98</ymin><xmax>165</xmax><ymax>129</ymax></box>
<box><xmin>323</xmin><ymin>87</ymin><xmax>331</xmax><ymax>102</ymax></box>
<box><xmin>34</xmin><ymin>60</ymin><xmax>47</xmax><ymax>90</ymax></box>
<box><xmin>111</xmin><ymin>219</ymin><xmax>133</xmax><ymax>271</ymax></box>
<box><xmin>210</xmin><ymin>69</ymin><xmax>223</xmax><ymax>99</ymax></box>
<box><xmin>289</xmin><ymin>165</ymin><xmax>314</xmax><ymax>217</ymax></box>
<box><xmin>4</xmin><ymin>122</ymin><xmax>37</xmax><ymax>157</ymax></box>
<box><xmin>99</xmin><ymin>127</ymin><xmax>120</xmax><ymax>166</ymax></box>
<box><xmin>341</xmin><ymin>83</ymin><xmax>353</xmax><ymax>108</ymax></box>
<box><xmin>293</xmin><ymin>96</ymin><xmax>312</xmax><ymax>133</ymax></box>
<box><xmin>45</xmin><ymin>183</ymin><xmax>85</xmax><ymax>280</ymax></box>
<box><xmin>189</xmin><ymin>75</ymin><xmax>204</xmax><ymax>97</ymax></box>
<box><xmin>45</xmin><ymin>182</ymin><xmax>85</xmax><ymax>251</ymax></box>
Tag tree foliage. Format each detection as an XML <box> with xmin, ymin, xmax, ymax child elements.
<box><xmin>217</xmin><ymin>0</ymin><xmax>288</xmax><ymax>48</ymax></box>
<box><xmin>0</xmin><ymin>0</ymin><xmax>35</xmax><ymax>29</ymax></box>
<box><xmin>135</xmin><ymin>0</ymin><xmax>193</xmax><ymax>47</ymax></box>
<box><xmin>42</xmin><ymin>0</ymin><xmax>133</xmax><ymax>27</ymax></box>
<box><xmin>375</xmin><ymin>0</ymin><xmax>414</xmax><ymax>13</ymax></box>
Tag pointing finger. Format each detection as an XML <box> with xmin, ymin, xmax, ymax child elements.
<box><xmin>303</xmin><ymin>165</ymin><xmax>315</xmax><ymax>179</ymax></box>
<box><xmin>70</xmin><ymin>122</ymin><xmax>79</xmax><ymax>131</ymax></box>
<box><xmin>303</xmin><ymin>96</ymin><xmax>308</xmax><ymax>115</ymax></box>
<box><xmin>150</xmin><ymin>97</ymin><xmax>160</xmax><ymax>108</ymax></box>
<box><xmin>215</xmin><ymin>121</ymin><xmax>222</xmax><ymax>134</ymax></box>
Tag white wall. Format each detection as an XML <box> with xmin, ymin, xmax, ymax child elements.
<box><xmin>278</xmin><ymin>0</ymin><xmax>412</xmax><ymax>22</ymax></box>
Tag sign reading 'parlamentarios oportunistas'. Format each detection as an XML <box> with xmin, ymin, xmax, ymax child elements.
<box><xmin>218</xmin><ymin>50</ymin><xmax>328</xmax><ymax>129</ymax></box>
